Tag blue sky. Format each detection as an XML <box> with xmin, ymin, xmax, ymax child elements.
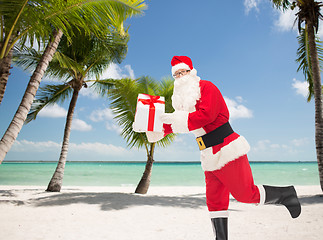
<box><xmin>0</xmin><ymin>0</ymin><xmax>320</xmax><ymax>162</ymax></box>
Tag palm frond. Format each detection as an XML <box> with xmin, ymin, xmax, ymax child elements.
<box><xmin>271</xmin><ymin>0</ymin><xmax>294</xmax><ymax>11</ymax></box>
<box><xmin>88</xmin><ymin>78</ymin><xmax>117</xmax><ymax>97</ymax></box>
<box><xmin>54</xmin><ymin>51</ymin><xmax>85</xmax><ymax>75</ymax></box>
<box><xmin>296</xmin><ymin>27</ymin><xmax>313</xmax><ymax>101</ymax></box>
<box><xmin>137</xmin><ymin>76</ymin><xmax>159</xmax><ymax>96</ymax></box>
<box><xmin>0</xmin><ymin>0</ymin><xmax>29</xmax><ymax>57</ymax></box>
<box><xmin>80</xmin><ymin>32</ymin><xmax>129</xmax><ymax>78</ymax></box>
<box><xmin>2</xmin><ymin>0</ymin><xmax>146</xmax><ymax>59</ymax></box>
<box><xmin>157</xmin><ymin>77</ymin><xmax>174</xmax><ymax>112</ymax></box>
<box><xmin>52</xmin><ymin>30</ymin><xmax>128</xmax><ymax>80</ymax></box>
<box><xmin>12</xmin><ymin>45</ymin><xmax>72</xmax><ymax>81</ymax></box>
<box><xmin>12</xmin><ymin>45</ymin><xmax>43</xmax><ymax>71</ymax></box>
<box><xmin>25</xmin><ymin>83</ymin><xmax>73</xmax><ymax>123</ymax></box>
<box><xmin>155</xmin><ymin>77</ymin><xmax>176</xmax><ymax>147</ymax></box>
<box><xmin>41</xmin><ymin>0</ymin><xmax>146</xmax><ymax>41</ymax></box>
<box><xmin>296</xmin><ymin>27</ymin><xmax>323</xmax><ymax>102</ymax></box>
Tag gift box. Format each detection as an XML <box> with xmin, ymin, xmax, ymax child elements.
<box><xmin>133</xmin><ymin>93</ymin><xmax>165</xmax><ymax>132</ymax></box>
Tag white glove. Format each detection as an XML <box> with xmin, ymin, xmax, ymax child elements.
<box><xmin>146</xmin><ymin>131</ymin><xmax>164</xmax><ymax>143</ymax></box>
<box><xmin>160</xmin><ymin>111</ymin><xmax>189</xmax><ymax>133</ymax></box>
<box><xmin>159</xmin><ymin>113</ymin><xmax>174</xmax><ymax>124</ymax></box>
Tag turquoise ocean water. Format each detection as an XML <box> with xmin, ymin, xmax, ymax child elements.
<box><xmin>0</xmin><ymin>162</ymin><xmax>319</xmax><ymax>187</ymax></box>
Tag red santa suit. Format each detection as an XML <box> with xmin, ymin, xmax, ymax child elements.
<box><xmin>146</xmin><ymin>56</ymin><xmax>301</xmax><ymax>239</ymax></box>
<box><xmin>157</xmin><ymin>56</ymin><xmax>263</xmax><ymax>218</ymax></box>
<box><xmin>163</xmin><ymin>79</ymin><xmax>262</xmax><ymax>215</ymax></box>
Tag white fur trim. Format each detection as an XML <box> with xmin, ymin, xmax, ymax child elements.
<box><xmin>190</xmin><ymin>68</ymin><xmax>197</xmax><ymax>76</ymax></box>
<box><xmin>258</xmin><ymin>185</ymin><xmax>266</xmax><ymax>205</ymax></box>
<box><xmin>209</xmin><ymin>210</ymin><xmax>229</xmax><ymax>218</ymax></box>
<box><xmin>171</xmin><ymin>110</ymin><xmax>190</xmax><ymax>133</ymax></box>
<box><xmin>200</xmin><ymin>136</ymin><xmax>250</xmax><ymax>171</ymax></box>
<box><xmin>172</xmin><ymin>63</ymin><xmax>191</xmax><ymax>75</ymax></box>
<box><xmin>146</xmin><ymin>131</ymin><xmax>164</xmax><ymax>143</ymax></box>
<box><xmin>192</xmin><ymin>127</ymin><xmax>206</xmax><ymax>137</ymax></box>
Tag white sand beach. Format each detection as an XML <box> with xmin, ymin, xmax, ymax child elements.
<box><xmin>0</xmin><ymin>185</ymin><xmax>322</xmax><ymax>240</ymax></box>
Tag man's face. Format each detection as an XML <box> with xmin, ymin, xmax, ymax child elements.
<box><xmin>173</xmin><ymin>69</ymin><xmax>191</xmax><ymax>79</ymax></box>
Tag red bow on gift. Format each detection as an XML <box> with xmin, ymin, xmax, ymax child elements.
<box><xmin>138</xmin><ymin>94</ymin><xmax>165</xmax><ymax>131</ymax></box>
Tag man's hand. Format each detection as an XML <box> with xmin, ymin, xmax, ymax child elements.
<box><xmin>146</xmin><ymin>131</ymin><xmax>164</xmax><ymax>143</ymax></box>
<box><xmin>159</xmin><ymin>113</ymin><xmax>174</xmax><ymax>124</ymax></box>
<box><xmin>160</xmin><ymin>111</ymin><xmax>190</xmax><ymax>133</ymax></box>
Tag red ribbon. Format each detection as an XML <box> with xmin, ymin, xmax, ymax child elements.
<box><xmin>138</xmin><ymin>94</ymin><xmax>165</xmax><ymax>131</ymax></box>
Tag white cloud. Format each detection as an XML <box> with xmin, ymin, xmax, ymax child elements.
<box><xmin>252</xmin><ymin>139</ymin><xmax>271</xmax><ymax>152</ymax></box>
<box><xmin>38</xmin><ymin>104</ymin><xmax>67</xmax><ymax>118</ymax></box>
<box><xmin>235</xmin><ymin>96</ymin><xmax>244</xmax><ymax>103</ymax></box>
<box><xmin>272</xmin><ymin>6</ymin><xmax>323</xmax><ymax>38</ymax></box>
<box><xmin>174</xmin><ymin>136</ymin><xmax>185</xmax><ymax>143</ymax></box>
<box><xmin>252</xmin><ymin>138</ymin><xmax>310</xmax><ymax>154</ymax></box>
<box><xmin>71</xmin><ymin>119</ymin><xmax>92</xmax><ymax>131</ymax></box>
<box><xmin>90</xmin><ymin>108</ymin><xmax>114</xmax><ymax>122</ymax></box>
<box><xmin>11</xmin><ymin>140</ymin><xmax>61</xmax><ymax>152</ymax></box>
<box><xmin>105</xmin><ymin>122</ymin><xmax>122</xmax><ymax>133</ymax></box>
<box><xmin>244</xmin><ymin>0</ymin><xmax>261</xmax><ymax>14</ymax></box>
<box><xmin>79</xmin><ymin>87</ymin><xmax>100</xmax><ymax>99</ymax></box>
<box><xmin>317</xmin><ymin>24</ymin><xmax>323</xmax><ymax>38</ymax></box>
<box><xmin>69</xmin><ymin>142</ymin><xmax>127</xmax><ymax>156</ymax></box>
<box><xmin>274</xmin><ymin>8</ymin><xmax>298</xmax><ymax>32</ymax></box>
<box><xmin>124</xmin><ymin>65</ymin><xmax>135</xmax><ymax>79</ymax></box>
<box><xmin>90</xmin><ymin>108</ymin><xmax>122</xmax><ymax>133</ymax></box>
<box><xmin>273</xmin><ymin>7</ymin><xmax>323</xmax><ymax>37</ymax></box>
<box><xmin>100</xmin><ymin>63</ymin><xmax>135</xmax><ymax>80</ymax></box>
<box><xmin>224</xmin><ymin>96</ymin><xmax>253</xmax><ymax>120</ymax></box>
<box><xmin>37</xmin><ymin>104</ymin><xmax>91</xmax><ymax>131</ymax></box>
<box><xmin>291</xmin><ymin>138</ymin><xmax>309</xmax><ymax>147</ymax></box>
<box><xmin>292</xmin><ymin>78</ymin><xmax>309</xmax><ymax>98</ymax></box>
<box><xmin>11</xmin><ymin>139</ymin><xmax>129</xmax><ymax>156</ymax></box>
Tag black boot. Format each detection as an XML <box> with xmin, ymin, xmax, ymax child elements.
<box><xmin>263</xmin><ymin>185</ymin><xmax>301</xmax><ymax>218</ymax></box>
<box><xmin>211</xmin><ymin>218</ymin><xmax>228</xmax><ymax>240</ymax></box>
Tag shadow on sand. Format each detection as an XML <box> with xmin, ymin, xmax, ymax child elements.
<box><xmin>1</xmin><ymin>188</ymin><xmax>322</xmax><ymax>211</ymax></box>
<box><xmin>31</xmin><ymin>191</ymin><xmax>207</xmax><ymax>210</ymax></box>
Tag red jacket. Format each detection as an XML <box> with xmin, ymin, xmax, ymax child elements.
<box><xmin>164</xmin><ymin>80</ymin><xmax>250</xmax><ymax>171</ymax></box>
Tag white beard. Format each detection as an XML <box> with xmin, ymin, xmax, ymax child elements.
<box><xmin>171</xmin><ymin>72</ymin><xmax>201</xmax><ymax>112</ymax></box>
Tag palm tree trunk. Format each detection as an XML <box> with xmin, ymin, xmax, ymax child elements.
<box><xmin>307</xmin><ymin>20</ymin><xmax>323</xmax><ymax>191</ymax></box>
<box><xmin>0</xmin><ymin>29</ymin><xmax>63</xmax><ymax>163</ymax></box>
<box><xmin>47</xmin><ymin>83</ymin><xmax>81</xmax><ymax>192</ymax></box>
<box><xmin>135</xmin><ymin>143</ymin><xmax>155</xmax><ymax>194</ymax></box>
<box><xmin>0</xmin><ymin>38</ymin><xmax>14</xmax><ymax>105</ymax></box>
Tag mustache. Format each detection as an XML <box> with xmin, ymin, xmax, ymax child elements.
<box><xmin>174</xmin><ymin>74</ymin><xmax>199</xmax><ymax>89</ymax></box>
<box><xmin>174</xmin><ymin>74</ymin><xmax>192</xmax><ymax>85</ymax></box>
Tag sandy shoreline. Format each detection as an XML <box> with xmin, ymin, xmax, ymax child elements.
<box><xmin>1</xmin><ymin>185</ymin><xmax>322</xmax><ymax>240</ymax></box>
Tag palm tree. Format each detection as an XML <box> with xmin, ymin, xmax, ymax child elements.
<box><xmin>0</xmin><ymin>0</ymin><xmax>145</xmax><ymax>104</ymax></box>
<box><xmin>102</xmin><ymin>76</ymin><xmax>175</xmax><ymax>194</ymax></box>
<box><xmin>14</xmin><ymin>29</ymin><xmax>129</xmax><ymax>192</ymax></box>
<box><xmin>272</xmin><ymin>0</ymin><xmax>323</xmax><ymax>191</ymax></box>
<box><xmin>0</xmin><ymin>0</ymin><xmax>146</xmax><ymax>163</ymax></box>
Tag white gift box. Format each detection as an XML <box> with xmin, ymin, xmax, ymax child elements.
<box><xmin>133</xmin><ymin>93</ymin><xmax>165</xmax><ymax>132</ymax></box>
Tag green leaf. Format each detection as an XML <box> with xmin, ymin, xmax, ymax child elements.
<box><xmin>296</xmin><ymin>27</ymin><xmax>323</xmax><ymax>102</ymax></box>
<box><xmin>1</xmin><ymin>0</ymin><xmax>146</xmax><ymax>58</ymax></box>
<box><xmin>25</xmin><ymin>83</ymin><xmax>73</xmax><ymax>124</ymax></box>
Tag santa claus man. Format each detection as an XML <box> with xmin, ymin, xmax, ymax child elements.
<box><xmin>146</xmin><ymin>56</ymin><xmax>301</xmax><ymax>240</ymax></box>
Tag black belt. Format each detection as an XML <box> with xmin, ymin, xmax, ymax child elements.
<box><xmin>196</xmin><ymin>122</ymin><xmax>234</xmax><ymax>150</ymax></box>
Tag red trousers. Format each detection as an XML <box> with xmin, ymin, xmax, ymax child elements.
<box><xmin>204</xmin><ymin>155</ymin><xmax>260</xmax><ymax>212</ymax></box>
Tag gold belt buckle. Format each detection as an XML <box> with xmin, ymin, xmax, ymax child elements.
<box><xmin>196</xmin><ymin>137</ymin><xmax>206</xmax><ymax>150</ymax></box>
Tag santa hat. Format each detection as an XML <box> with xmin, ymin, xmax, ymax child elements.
<box><xmin>171</xmin><ymin>56</ymin><xmax>197</xmax><ymax>76</ymax></box>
